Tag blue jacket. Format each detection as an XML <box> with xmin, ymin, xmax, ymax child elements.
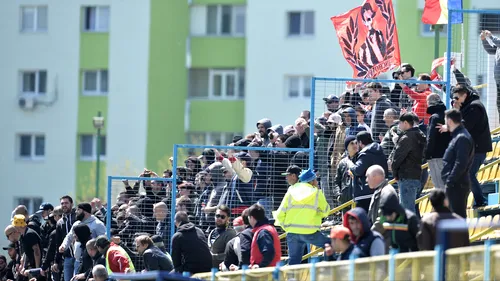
<box><xmin>442</xmin><ymin>125</ymin><xmax>475</xmax><ymax>187</ymax></box>
<box><xmin>349</xmin><ymin>143</ymin><xmax>388</xmax><ymax>202</ymax></box>
<box><xmin>343</xmin><ymin>207</ymin><xmax>384</xmax><ymax>258</ymax></box>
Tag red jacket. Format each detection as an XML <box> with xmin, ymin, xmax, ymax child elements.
<box><xmin>250</xmin><ymin>223</ymin><xmax>281</xmax><ymax>267</ymax></box>
<box><xmin>106</xmin><ymin>243</ymin><xmax>134</xmax><ymax>273</ymax></box>
<box><xmin>402</xmin><ymin>86</ymin><xmax>431</xmax><ymax>124</ymax></box>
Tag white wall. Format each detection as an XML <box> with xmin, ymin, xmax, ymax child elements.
<box><xmin>245</xmin><ymin>0</ymin><xmax>365</xmax><ymax>133</ymax></box>
<box><xmin>107</xmin><ymin>0</ymin><xmax>150</xmax><ymax>200</ymax></box>
<box><xmin>0</xmin><ymin>0</ymin><xmax>81</xmax><ymax>252</ymax></box>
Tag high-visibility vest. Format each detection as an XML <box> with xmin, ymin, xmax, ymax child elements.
<box><xmin>274</xmin><ymin>183</ymin><xmax>330</xmax><ymax>234</ymax></box>
<box><xmin>105</xmin><ymin>244</ymin><xmax>136</xmax><ymax>274</ymax></box>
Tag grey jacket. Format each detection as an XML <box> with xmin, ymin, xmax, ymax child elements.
<box><xmin>482</xmin><ymin>36</ymin><xmax>500</xmax><ymax>81</ymax></box>
<box><xmin>62</xmin><ymin>215</ymin><xmax>106</xmax><ymax>260</ymax></box>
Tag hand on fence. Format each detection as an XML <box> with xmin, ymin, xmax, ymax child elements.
<box><xmin>229</xmin><ymin>264</ymin><xmax>239</xmax><ymax>271</ymax></box>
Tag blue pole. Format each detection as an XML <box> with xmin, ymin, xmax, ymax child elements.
<box><xmin>210</xmin><ymin>268</ymin><xmax>217</xmax><ymax>281</ymax></box>
<box><xmin>484</xmin><ymin>239</ymin><xmax>493</xmax><ymax>281</ymax></box>
<box><xmin>106</xmin><ymin>176</ymin><xmax>112</xmax><ymax>238</ymax></box>
<box><xmin>242</xmin><ymin>265</ymin><xmax>248</xmax><ymax>281</ymax></box>
<box><xmin>309</xmin><ymin>77</ymin><xmax>316</xmax><ymax>170</ymax></box>
<box><xmin>388</xmin><ymin>248</ymin><xmax>398</xmax><ymax>281</ymax></box>
<box><xmin>348</xmin><ymin>252</ymin><xmax>356</xmax><ymax>281</ymax></box>
<box><xmin>310</xmin><ymin>257</ymin><xmax>318</xmax><ymax>281</ymax></box>
<box><xmin>445</xmin><ymin>6</ymin><xmax>453</xmax><ymax>108</ymax></box>
<box><xmin>273</xmin><ymin>261</ymin><xmax>282</xmax><ymax>281</ymax></box>
<box><xmin>170</xmin><ymin>144</ymin><xmax>179</xmax><ymax>254</ymax></box>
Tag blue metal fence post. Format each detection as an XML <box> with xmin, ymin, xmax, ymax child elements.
<box><xmin>309</xmin><ymin>77</ymin><xmax>316</xmax><ymax>170</ymax></box>
<box><xmin>210</xmin><ymin>268</ymin><xmax>217</xmax><ymax>281</ymax></box>
<box><xmin>106</xmin><ymin>176</ymin><xmax>112</xmax><ymax>238</ymax></box>
<box><xmin>348</xmin><ymin>252</ymin><xmax>356</xmax><ymax>281</ymax></box>
<box><xmin>484</xmin><ymin>239</ymin><xmax>493</xmax><ymax>281</ymax></box>
<box><xmin>445</xmin><ymin>6</ymin><xmax>453</xmax><ymax>109</ymax></box>
<box><xmin>388</xmin><ymin>248</ymin><xmax>398</xmax><ymax>281</ymax></box>
<box><xmin>273</xmin><ymin>261</ymin><xmax>282</xmax><ymax>281</ymax></box>
<box><xmin>241</xmin><ymin>265</ymin><xmax>248</xmax><ymax>281</ymax></box>
<box><xmin>310</xmin><ymin>257</ymin><xmax>318</xmax><ymax>281</ymax></box>
<box><xmin>170</xmin><ymin>144</ymin><xmax>179</xmax><ymax>254</ymax></box>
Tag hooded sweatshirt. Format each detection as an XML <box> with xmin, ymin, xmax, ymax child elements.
<box><xmin>343</xmin><ymin>207</ymin><xmax>385</xmax><ymax>257</ymax></box>
<box><xmin>378</xmin><ymin>191</ymin><xmax>419</xmax><ymax>253</ymax></box>
<box><xmin>62</xmin><ymin>215</ymin><xmax>106</xmax><ymax>260</ymax></box>
<box><xmin>73</xmin><ymin>224</ymin><xmax>93</xmax><ymax>274</ymax></box>
<box><xmin>350</xmin><ymin>143</ymin><xmax>388</xmax><ymax>202</ymax></box>
<box><xmin>257</xmin><ymin>118</ymin><xmax>273</xmax><ymax>146</ymax></box>
<box><xmin>171</xmin><ymin>222</ymin><xmax>212</xmax><ymax>274</ymax></box>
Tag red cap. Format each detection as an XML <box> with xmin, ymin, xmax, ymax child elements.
<box><xmin>330</xmin><ymin>226</ymin><xmax>350</xmax><ymax>240</ymax></box>
<box><xmin>233</xmin><ymin>216</ymin><xmax>244</xmax><ymax>227</ymax></box>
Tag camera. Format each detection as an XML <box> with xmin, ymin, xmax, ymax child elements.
<box><xmin>392</xmin><ymin>70</ymin><xmax>402</xmax><ymax>80</ymax></box>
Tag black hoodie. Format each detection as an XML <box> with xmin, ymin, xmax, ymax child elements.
<box><xmin>171</xmin><ymin>222</ymin><xmax>212</xmax><ymax>274</ymax></box>
<box><xmin>73</xmin><ymin>224</ymin><xmax>93</xmax><ymax>275</ymax></box>
<box><xmin>391</xmin><ymin>127</ymin><xmax>426</xmax><ymax>180</ymax></box>
<box><xmin>460</xmin><ymin>93</ymin><xmax>492</xmax><ymax>153</ymax></box>
<box><xmin>426</xmin><ymin>102</ymin><xmax>452</xmax><ymax>159</ymax></box>
<box><xmin>379</xmin><ymin>191</ymin><xmax>420</xmax><ymax>253</ymax></box>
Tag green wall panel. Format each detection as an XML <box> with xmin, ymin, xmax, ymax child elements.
<box><xmin>77</xmin><ymin>97</ymin><xmax>108</xmax><ymax>133</ymax></box>
<box><xmin>191</xmin><ymin>37</ymin><xmax>245</xmax><ymax>68</ymax></box>
<box><xmin>189</xmin><ymin>100</ymin><xmax>244</xmax><ymax>132</ymax></box>
<box><xmin>146</xmin><ymin>0</ymin><xmax>189</xmax><ymax>172</ymax></box>
<box><xmin>80</xmin><ymin>33</ymin><xmax>109</xmax><ymax>69</ymax></box>
<box><xmin>192</xmin><ymin>0</ymin><xmax>246</xmax><ymax>5</ymax></box>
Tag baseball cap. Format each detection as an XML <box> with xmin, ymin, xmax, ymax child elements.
<box><xmin>323</xmin><ymin>94</ymin><xmax>339</xmax><ymax>103</ymax></box>
<box><xmin>330</xmin><ymin>226</ymin><xmax>351</xmax><ymax>240</ymax></box>
<box><xmin>281</xmin><ymin>165</ymin><xmax>302</xmax><ymax>176</ymax></box>
<box><xmin>94</xmin><ymin>235</ymin><xmax>110</xmax><ymax>248</ymax></box>
<box><xmin>2</xmin><ymin>243</ymin><xmax>15</xmax><ymax>250</ymax></box>
<box><xmin>39</xmin><ymin>202</ymin><xmax>54</xmax><ymax>211</ymax></box>
<box><xmin>284</xmin><ymin>125</ymin><xmax>295</xmax><ymax>135</ymax></box>
<box><xmin>12</xmin><ymin>215</ymin><xmax>27</xmax><ymax>227</ymax></box>
<box><xmin>298</xmin><ymin>169</ymin><xmax>317</xmax><ymax>183</ymax></box>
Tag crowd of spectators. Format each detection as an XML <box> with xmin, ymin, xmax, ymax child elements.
<box><xmin>0</xmin><ymin>58</ymin><xmax>496</xmax><ymax>279</ymax></box>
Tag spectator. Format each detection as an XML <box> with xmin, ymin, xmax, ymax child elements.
<box><xmin>343</xmin><ymin>208</ymin><xmax>385</xmax><ymax>257</ymax></box>
<box><xmin>85</xmin><ymin>239</ymin><xmax>106</xmax><ymax>281</ymax></box>
<box><xmin>330</xmin><ymin>109</ymin><xmax>349</xmax><ymax>174</ymax></box>
<box><xmin>13</xmin><ymin>205</ymin><xmax>41</xmax><ymax>235</ymax></box>
<box><xmin>248</xmin><ymin>204</ymin><xmax>281</xmax><ymax>269</ymax></box>
<box><xmin>247</xmin><ymin>143</ymin><xmax>273</xmax><ymax>213</ymax></box>
<box><xmin>220</xmin><ymin>216</ymin><xmax>245</xmax><ymax>271</ymax></box>
<box><xmin>207</xmin><ymin>205</ymin><xmax>236</xmax><ymax>268</ymax></box>
<box><xmin>334</xmin><ymin>136</ymin><xmax>358</xmax><ymax>205</ymax></box>
<box><xmin>391</xmin><ymin>113</ymin><xmax>426</xmax><ymax>212</ymax></box>
<box><xmin>279</xmin><ymin>165</ymin><xmax>301</xmax><ymax>208</ymax></box>
<box><xmin>425</xmin><ymin>93</ymin><xmax>451</xmax><ymax>190</ymax></box>
<box><xmin>396</xmin><ymin>63</ymin><xmax>417</xmax><ymax>110</ymax></box>
<box><xmin>378</xmin><ymin>191</ymin><xmax>420</xmax><ymax>253</ymax></box>
<box><xmin>0</xmin><ymin>255</ymin><xmax>7</xmax><ymax>281</ymax></box>
<box><xmin>343</xmin><ymin>107</ymin><xmax>366</xmax><ymax>137</ymax></box>
<box><xmin>323</xmin><ymin>94</ymin><xmax>340</xmax><ymax>113</ymax></box>
<box><xmin>294</xmin><ymin>118</ymin><xmax>310</xmax><ymax>148</ymax></box>
<box><xmin>13</xmin><ymin>215</ymin><xmax>42</xmax><ymax>269</ymax></box>
<box><xmin>480</xmin><ymin>30</ymin><xmax>500</xmax><ymax>121</ymax></box>
<box><xmin>41</xmin><ymin>206</ymin><xmax>62</xmax><ymax>279</ymax></box>
<box><xmin>350</xmin><ymin>131</ymin><xmax>389</xmax><ymax>212</ymax></box>
<box><xmin>134</xmin><ymin>235</ymin><xmax>173</xmax><ymax>272</ymax></box>
<box><xmin>94</xmin><ymin>235</ymin><xmax>135</xmax><ymax>274</ymax></box>
<box><xmin>400</xmin><ymin>74</ymin><xmax>432</xmax><ymax>124</ymax></box>
<box><xmin>417</xmin><ymin>189</ymin><xmax>470</xmax><ymax>250</ymax></box>
<box><xmin>256</xmin><ymin>118</ymin><xmax>273</xmax><ymax>146</ymax></box>
<box><xmin>203</xmin><ymin>162</ymin><xmax>227</xmax><ymax>226</ymax></box>
<box><xmin>441</xmin><ymin>109</ymin><xmax>474</xmax><ymax>218</ymax></box>
<box><xmin>324</xmin><ymin>226</ymin><xmax>361</xmax><ymax>261</ymax></box>
<box><xmin>365</xmin><ymin>82</ymin><xmax>395</xmax><ymax>142</ymax></box>
<box><xmin>356</xmin><ymin>107</ymin><xmax>371</xmax><ymax>135</ymax></box>
<box><xmin>446</xmin><ymin>84</ymin><xmax>492</xmax><ymax>208</ymax></box>
<box><xmin>193</xmin><ymin>171</ymin><xmax>214</xmax><ymax>229</ymax></box>
<box><xmin>380</xmin><ymin>108</ymin><xmax>399</xmax><ymax>157</ymax></box>
<box><xmin>367</xmin><ymin>165</ymin><xmax>397</xmax><ymax>225</ymax></box>
<box><xmin>54</xmin><ymin>196</ymin><xmax>77</xmax><ymax>281</ymax></box>
<box><xmin>2</xmin><ymin>243</ymin><xmax>16</xmax><ymax>281</ymax></box>
<box><xmin>275</xmin><ymin>169</ymin><xmax>330</xmax><ymax>265</ymax></box>
<box><xmin>171</xmin><ymin>211</ymin><xmax>212</xmax><ymax>274</ymax></box>
<box><xmin>91</xmin><ymin>265</ymin><xmax>115</xmax><ymax>281</ymax></box>
<box><xmin>72</xmin><ymin>224</ymin><xmax>93</xmax><ymax>280</ymax></box>
<box><xmin>152</xmin><ymin>202</ymin><xmax>169</xmax><ymax>247</ymax></box>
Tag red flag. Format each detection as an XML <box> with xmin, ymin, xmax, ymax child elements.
<box><xmin>331</xmin><ymin>0</ymin><xmax>401</xmax><ymax>79</ymax></box>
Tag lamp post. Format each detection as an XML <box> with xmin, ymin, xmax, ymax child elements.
<box><xmin>92</xmin><ymin>111</ymin><xmax>105</xmax><ymax>198</ymax></box>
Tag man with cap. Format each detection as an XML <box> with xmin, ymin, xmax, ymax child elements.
<box><xmin>13</xmin><ymin>214</ymin><xmax>42</xmax><ymax>271</ymax></box>
<box><xmin>282</xmin><ymin>165</ymin><xmax>301</xmax><ymax>187</ymax></box>
<box><xmin>59</xmin><ymin>203</ymin><xmax>106</xmax><ymax>273</ymax></box>
<box><xmin>324</xmin><ymin>94</ymin><xmax>340</xmax><ymax>112</ymax></box>
<box><xmin>333</xmin><ymin>136</ymin><xmax>358</xmax><ymax>205</ymax></box>
<box><xmin>324</xmin><ymin>226</ymin><xmax>361</xmax><ymax>261</ymax></box>
<box><xmin>200</xmin><ymin>148</ymin><xmax>216</xmax><ymax>171</ymax></box>
<box><xmin>2</xmin><ymin>243</ymin><xmax>17</xmax><ymax>281</ymax></box>
<box><xmin>274</xmin><ymin>169</ymin><xmax>331</xmax><ymax>265</ymax></box>
<box><xmin>94</xmin><ymin>235</ymin><xmax>135</xmax><ymax>274</ymax></box>
<box><xmin>220</xmin><ymin>216</ymin><xmax>246</xmax><ymax>271</ymax></box>
<box><xmin>349</xmin><ymin>131</ymin><xmax>388</xmax><ymax>213</ymax></box>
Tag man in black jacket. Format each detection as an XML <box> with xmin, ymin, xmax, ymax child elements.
<box><xmin>171</xmin><ymin>211</ymin><xmax>212</xmax><ymax>274</ymax></box>
<box><xmin>135</xmin><ymin>235</ymin><xmax>173</xmax><ymax>272</ymax></box>
<box><xmin>53</xmin><ymin>195</ymin><xmax>77</xmax><ymax>281</ymax></box>
<box><xmin>425</xmin><ymin>94</ymin><xmax>451</xmax><ymax>190</ymax></box>
<box><xmin>391</xmin><ymin>113</ymin><xmax>426</xmax><ymax>213</ymax></box>
<box><xmin>449</xmin><ymin>85</ymin><xmax>492</xmax><ymax>208</ymax></box>
<box><xmin>365</xmin><ymin>82</ymin><xmax>396</xmax><ymax>142</ymax></box>
<box><xmin>441</xmin><ymin>109</ymin><xmax>474</xmax><ymax>218</ymax></box>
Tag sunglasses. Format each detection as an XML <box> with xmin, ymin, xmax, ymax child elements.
<box><xmin>215</xmin><ymin>214</ymin><xmax>226</xmax><ymax>219</ymax></box>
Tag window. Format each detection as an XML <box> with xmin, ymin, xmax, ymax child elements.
<box><xmin>420</xmin><ymin>11</ymin><xmax>447</xmax><ymax>37</ymax></box>
<box><xmin>14</xmin><ymin>197</ymin><xmax>43</xmax><ymax>215</ymax></box>
<box><xmin>189</xmin><ymin>69</ymin><xmax>245</xmax><ymax>99</ymax></box>
<box><xmin>18</xmin><ymin>134</ymin><xmax>45</xmax><ymax>159</ymax></box>
<box><xmin>187</xmin><ymin>132</ymin><xmax>241</xmax><ymax>146</ymax></box>
<box><xmin>206</xmin><ymin>5</ymin><xmax>245</xmax><ymax>36</ymax></box>
<box><xmin>286</xmin><ymin>76</ymin><xmax>312</xmax><ymax>98</ymax></box>
<box><xmin>83</xmin><ymin>70</ymin><xmax>108</xmax><ymax>95</ymax></box>
<box><xmin>479</xmin><ymin>13</ymin><xmax>500</xmax><ymax>33</ymax></box>
<box><xmin>20</xmin><ymin>6</ymin><xmax>48</xmax><ymax>32</ymax></box>
<box><xmin>287</xmin><ymin>11</ymin><xmax>314</xmax><ymax>36</ymax></box>
<box><xmin>83</xmin><ymin>6</ymin><xmax>110</xmax><ymax>32</ymax></box>
<box><xmin>21</xmin><ymin>70</ymin><xmax>47</xmax><ymax>95</ymax></box>
<box><xmin>80</xmin><ymin>135</ymin><xmax>106</xmax><ymax>160</ymax></box>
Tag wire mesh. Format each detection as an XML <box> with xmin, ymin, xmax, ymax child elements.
<box><xmin>316</xmin><ymin>260</ymin><xmax>351</xmax><ymax>281</ymax></box>
<box><xmin>353</xmin><ymin>255</ymin><xmax>389</xmax><ymax>281</ymax></box>
<box><xmin>449</xmin><ymin>9</ymin><xmax>500</xmax><ymax>129</ymax></box>
<box><xmin>445</xmin><ymin>245</ymin><xmax>485</xmax><ymax>281</ymax></box>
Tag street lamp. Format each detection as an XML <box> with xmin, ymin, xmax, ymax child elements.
<box><xmin>92</xmin><ymin>111</ymin><xmax>105</xmax><ymax>198</ymax></box>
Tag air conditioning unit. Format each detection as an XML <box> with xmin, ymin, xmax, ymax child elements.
<box><xmin>18</xmin><ymin>95</ymin><xmax>36</xmax><ymax>110</ymax></box>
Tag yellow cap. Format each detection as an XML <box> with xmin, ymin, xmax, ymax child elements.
<box><xmin>12</xmin><ymin>215</ymin><xmax>27</xmax><ymax>227</ymax></box>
